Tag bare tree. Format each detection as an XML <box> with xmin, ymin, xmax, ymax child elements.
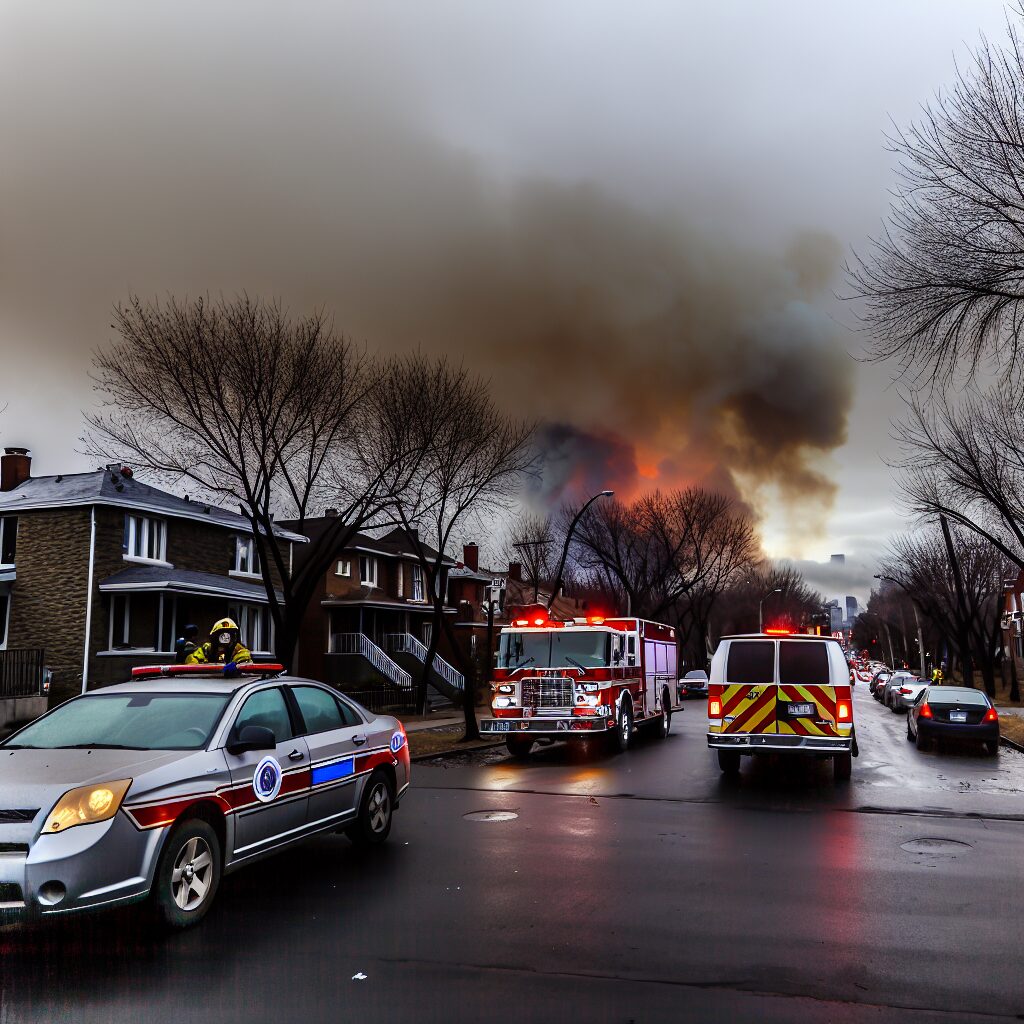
<box><xmin>848</xmin><ymin>17</ymin><xmax>1024</xmax><ymax>385</ymax></box>
<box><xmin>86</xmin><ymin>294</ymin><xmax>407</xmax><ymax>669</ymax></box>
<box><xmin>381</xmin><ymin>354</ymin><xmax>537</xmax><ymax>733</ymax></box>
<box><xmin>502</xmin><ymin>510</ymin><xmax>556</xmax><ymax>603</ymax></box>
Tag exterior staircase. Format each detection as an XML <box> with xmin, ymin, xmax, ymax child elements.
<box><xmin>385</xmin><ymin>633</ymin><xmax>465</xmax><ymax>704</ymax></box>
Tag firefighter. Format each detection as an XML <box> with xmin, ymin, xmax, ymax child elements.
<box><xmin>186</xmin><ymin>617</ymin><xmax>252</xmax><ymax>665</ymax></box>
<box><xmin>174</xmin><ymin>623</ymin><xmax>200</xmax><ymax>664</ymax></box>
<box><xmin>931</xmin><ymin>663</ymin><xmax>945</xmax><ymax>685</ymax></box>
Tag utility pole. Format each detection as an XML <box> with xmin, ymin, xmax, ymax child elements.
<box><xmin>759</xmin><ymin>588</ymin><xmax>782</xmax><ymax>633</ymax></box>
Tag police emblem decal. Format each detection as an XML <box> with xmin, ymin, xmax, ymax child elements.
<box><xmin>390</xmin><ymin>731</ymin><xmax>405</xmax><ymax>754</ymax></box>
<box><xmin>253</xmin><ymin>755</ymin><xmax>283</xmax><ymax>803</ymax></box>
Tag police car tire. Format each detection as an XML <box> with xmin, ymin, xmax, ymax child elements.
<box><xmin>906</xmin><ymin>718</ymin><xmax>914</xmax><ymax>741</ymax></box>
<box><xmin>915</xmin><ymin>731</ymin><xmax>929</xmax><ymax>751</ymax></box>
<box><xmin>505</xmin><ymin>736</ymin><xmax>534</xmax><ymax>759</ymax></box>
<box><xmin>151</xmin><ymin>817</ymin><xmax>222</xmax><ymax>930</ymax></box>
<box><xmin>833</xmin><ymin>752</ymin><xmax>852</xmax><ymax>781</ymax></box>
<box><xmin>346</xmin><ymin>770</ymin><xmax>394</xmax><ymax>846</ymax></box>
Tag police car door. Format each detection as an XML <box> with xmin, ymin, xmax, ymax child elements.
<box><xmin>225</xmin><ymin>686</ymin><xmax>311</xmax><ymax>858</ymax></box>
<box><xmin>289</xmin><ymin>684</ymin><xmax>363</xmax><ymax>830</ymax></box>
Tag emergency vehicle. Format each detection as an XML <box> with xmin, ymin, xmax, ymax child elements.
<box><xmin>706</xmin><ymin>631</ymin><xmax>856</xmax><ymax>780</ymax></box>
<box><xmin>479</xmin><ymin>607</ymin><xmax>682</xmax><ymax>758</ymax></box>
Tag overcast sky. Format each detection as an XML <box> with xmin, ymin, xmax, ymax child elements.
<box><xmin>0</xmin><ymin>0</ymin><xmax>1012</xmax><ymax>602</ymax></box>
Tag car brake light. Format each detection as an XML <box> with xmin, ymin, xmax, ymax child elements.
<box><xmin>709</xmin><ymin>698</ymin><xmax>722</xmax><ymax>717</ymax></box>
<box><xmin>919</xmin><ymin>703</ymin><xmax>933</xmax><ymax>719</ymax></box>
<box><xmin>837</xmin><ymin>701</ymin><xmax>851</xmax><ymax>721</ymax></box>
<box><xmin>983</xmin><ymin>707</ymin><xmax>998</xmax><ymax>723</ymax></box>
<box><xmin>898</xmin><ymin>687</ymin><xmax>912</xmax><ymax>694</ymax></box>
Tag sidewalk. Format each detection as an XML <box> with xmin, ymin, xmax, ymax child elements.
<box><xmin>396</xmin><ymin>712</ymin><xmax>466</xmax><ymax>732</ymax></box>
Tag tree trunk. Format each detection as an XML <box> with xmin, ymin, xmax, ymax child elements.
<box><xmin>1010</xmin><ymin>639</ymin><xmax>1021</xmax><ymax>702</ymax></box>
<box><xmin>939</xmin><ymin>515</ymin><xmax>974</xmax><ymax>687</ymax></box>
<box><xmin>440</xmin><ymin>613</ymin><xmax>480</xmax><ymax>741</ymax></box>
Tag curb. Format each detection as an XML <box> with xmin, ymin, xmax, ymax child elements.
<box><xmin>411</xmin><ymin>740</ymin><xmax>505</xmax><ymax>763</ymax></box>
<box><xmin>999</xmin><ymin>735</ymin><xmax>1024</xmax><ymax>754</ymax></box>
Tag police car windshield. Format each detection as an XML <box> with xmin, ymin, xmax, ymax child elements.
<box><xmin>4</xmin><ymin>693</ymin><xmax>231</xmax><ymax>750</ymax></box>
<box><xmin>498</xmin><ymin>630</ymin><xmax>611</xmax><ymax>670</ymax></box>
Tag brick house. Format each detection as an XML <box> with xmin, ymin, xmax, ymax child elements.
<box><xmin>285</xmin><ymin>517</ymin><xmax>464</xmax><ymax>703</ymax></box>
<box><xmin>0</xmin><ymin>448</ymin><xmax>303</xmax><ymax>704</ymax></box>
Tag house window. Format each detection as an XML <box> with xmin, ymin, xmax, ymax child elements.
<box><xmin>0</xmin><ymin>590</ymin><xmax>9</xmax><ymax>649</ymax></box>
<box><xmin>124</xmin><ymin>514</ymin><xmax>166</xmax><ymax>563</ymax></box>
<box><xmin>0</xmin><ymin>517</ymin><xmax>17</xmax><ymax>565</ymax></box>
<box><xmin>335</xmin><ymin>559</ymin><xmax>351</xmax><ymax>577</ymax></box>
<box><xmin>233</xmin><ymin>536</ymin><xmax>260</xmax><ymax>576</ymax></box>
<box><xmin>108</xmin><ymin>593</ymin><xmax>160</xmax><ymax>651</ymax></box>
<box><xmin>229</xmin><ymin>603</ymin><xmax>274</xmax><ymax>654</ymax></box>
<box><xmin>411</xmin><ymin>563</ymin><xmax>425</xmax><ymax>602</ymax></box>
<box><xmin>359</xmin><ymin>556</ymin><xmax>377</xmax><ymax>588</ymax></box>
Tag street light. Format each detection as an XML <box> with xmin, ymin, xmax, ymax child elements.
<box><xmin>759</xmin><ymin>588</ymin><xmax>782</xmax><ymax>633</ymax></box>
<box><xmin>547</xmin><ymin>489</ymin><xmax>614</xmax><ymax>613</ymax></box>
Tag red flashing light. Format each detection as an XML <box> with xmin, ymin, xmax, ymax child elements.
<box><xmin>709</xmin><ymin>698</ymin><xmax>722</xmax><ymax>717</ymax></box>
<box><xmin>764</xmin><ymin>627</ymin><xmax>793</xmax><ymax>636</ymax></box>
<box><xmin>130</xmin><ymin>662</ymin><xmax>283</xmax><ymax>680</ymax></box>
<box><xmin>588</xmin><ymin>616</ymin><xmax>606</xmax><ymax>625</ymax></box>
<box><xmin>983</xmin><ymin>706</ymin><xmax>999</xmax><ymax>723</ymax></box>
<box><xmin>919</xmin><ymin>702</ymin><xmax>933</xmax><ymax>719</ymax></box>
<box><xmin>533</xmin><ymin>617</ymin><xmax>545</xmax><ymax>626</ymax></box>
<box><xmin>837</xmin><ymin>701</ymin><xmax>851</xmax><ymax>721</ymax></box>
<box><xmin>514</xmin><ymin>619</ymin><xmax>528</xmax><ymax>627</ymax></box>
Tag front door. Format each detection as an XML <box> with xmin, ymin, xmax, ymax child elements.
<box><xmin>720</xmin><ymin>640</ymin><xmax>777</xmax><ymax>735</ymax></box>
<box><xmin>225</xmin><ymin>686</ymin><xmax>310</xmax><ymax>858</ymax></box>
<box><xmin>289</xmin><ymin>684</ymin><xmax>366</xmax><ymax>830</ymax></box>
<box><xmin>776</xmin><ymin>640</ymin><xmax>839</xmax><ymax>738</ymax></box>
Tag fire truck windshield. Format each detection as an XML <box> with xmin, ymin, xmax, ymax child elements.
<box><xmin>497</xmin><ymin>630</ymin><xmax>611</xmax><ymax>670</ymax></box>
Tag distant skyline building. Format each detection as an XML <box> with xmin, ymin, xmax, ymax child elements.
<box><xmin>830</xmin><ymin>554</ymin><xmax>845</xmax><ymax>565</ymax></box>
<box><xmin>845</xmin><ymin>596</ymin><xmax>859</xmax><ymax>622</ymax></box>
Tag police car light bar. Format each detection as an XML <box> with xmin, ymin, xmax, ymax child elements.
<box><xmin>130</xmin><ymin>663</ymin><xmax>285</xmax><ymax>680</ymax></box>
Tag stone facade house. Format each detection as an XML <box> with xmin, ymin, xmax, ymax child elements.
<box><xmin>0</xmin><ymin>448</ymin><xmax>303</xmax><ymax>705</ymax></box>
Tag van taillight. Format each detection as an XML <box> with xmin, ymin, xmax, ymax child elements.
<box><xmin>837</xmin><ymin>701</ymin><xmax>851</xmax><ymax>721</ymax></box>
<box><xmin>709</xmin><ymin>698</ymin><xmax>722</xmax><ymax>717</ymax></box>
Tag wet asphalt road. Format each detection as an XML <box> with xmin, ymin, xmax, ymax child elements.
<box><xmin>2</xmin><ymin>683</ymin><xmax>1024</xmax><ymax>1024</ymax></box>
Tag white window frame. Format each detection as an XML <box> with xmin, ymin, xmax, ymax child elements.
<box><xmin>229</xmin><ymin>602</ymin><xmax>275</xmax><ymax>655</ymax></box>
<box><xmin>105</xmin><ymin>592</ymin><xmax>161</xmax><ymax>654</ymax></box>
<box><xmin>411</xmin><ymin>563</ymin><xmax>425</xmax><ymax>602</ymax></box>
<box><xmin>0</xmin><ymin>516</ymin><xmax>17</xmax><ymax>567</ymax></box>
<box><xmin>231</xmin><ymin>535</ymin><xmax>261</xmax><ymax>579</ymax></box>
<box><xmin>335</xmin><ymin>559</ymin><xmax>352</xmax><ymax>577</ymax></box>
<box><xmin>123</xmin><ymin>514</ymin><xmax>169</xmax><ymax>566</ymax></box>
<box><xmin>359</xmin><ymin>556</ymin><xmax>378</xmax><ymax>589</ymax></box>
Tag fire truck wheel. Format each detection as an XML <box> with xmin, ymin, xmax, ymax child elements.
<box><xmin>504</xmin><ymin>736</ymin><xmax>534</xmax><ymax>760</ymax></box>
<box><xmin>613</xmin><ymin>700</ymin><xmax>633</xmax><ymax>753</ymax></box>
<box><xmin>657</xmin><ymin>689</ymin><xmax>672</xmax><ymax>738</ymax></box>
<box><xmin>717</xmin><ymin>749</ymin><xmax>740</xmax><ymax>775</ymax></box>
<box><xmin>833</xmin><ymin>752</ymin><xmax>852</xmax><ymax>781</ymax></box>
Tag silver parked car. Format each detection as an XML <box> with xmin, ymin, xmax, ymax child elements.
<box><xmin>0</xmin><ymin>665</ymin><xmax>410</xmax><ymax>927</ymax></box>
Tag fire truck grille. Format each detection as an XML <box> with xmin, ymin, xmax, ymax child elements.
<box><xmin>522</xmin><ymin>676</ymin><xmax>573</xmax><ymax>709</ymax></box>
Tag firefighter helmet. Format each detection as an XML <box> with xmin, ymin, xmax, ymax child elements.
<box><xmin>211</xmin><ymin>617</ymin><xmax>239</xmax><ymax>635</ymax></box>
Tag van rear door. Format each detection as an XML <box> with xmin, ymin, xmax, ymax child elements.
<box><xmin>777</xmin><ymin>640</ymin><xmax>840</xmax><ymax>737</ymax></box>
<box><xmin>720</xmin><ymin>640</ymin><xmax>777</xmax><ymax>735</ymax></box>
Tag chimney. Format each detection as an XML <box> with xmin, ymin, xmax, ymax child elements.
<box><xmin>324</xmin><ymin>507</ymin><xmax>338</xmax><ymax>518</ymax></box>
<box><xmin>1</xmin><ymin>448</ymin><xmax>31</xmax><ymax>492</ymax></box>
<box><xmin>463</xmin><ymin>542</ymin><xmax>479</xmax><ymax>572</ymax></box>
<box><xmin>508</xmin><ymin>561</ymin><xmax>522</xmax><ymax>582</ymax></box>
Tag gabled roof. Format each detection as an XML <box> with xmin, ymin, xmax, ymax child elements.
<box><xmin>278</xmin><ymin>519</ymin><xmax>455</xmax><ymax>565</ymax></box>
<box><xmin>0</xmin><ymin>470</ymin><xmax>306</xmax><ymax>542</ymax></box>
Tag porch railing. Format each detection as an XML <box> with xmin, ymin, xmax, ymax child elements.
<box><xmin>384</xmin><ymin>633</ymin><xmax>464</xmax><ymax>691</ymax></box>
<box><xmin>0</xmin><ymin>649</ymin><xmax>46</xmax><ymax>699</ymax></box>
<box><xmin>329</xmin><ymin>633</ymin><xmax>412</xmax><ymax>690</ymax></box>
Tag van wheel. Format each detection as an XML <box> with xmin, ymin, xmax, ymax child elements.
<box><xmin>717</xmin><ymin>749</ymin><xmax>740</xmax><ymax>775</ymax></box>
<box><xmin>833</xmin><ymin>752</ymin><xmax>852</xmax><ymax>781</ymax></box>
<box><xmin>613</xmin><ymin>700</ymin><xmax>633</xmax><ymax>753</ymax></box>
<box><xmin>151</xmin><ymin>817</ymin><xmax>222</xmax><ymax>929</ymax></box>
<box><xmin>345</xmin><ymin>770</ymin><xmax>394</xmax><ymax>846</ymax></box>
<box><xmin>505</xmin><ymin>736</ymin><xmax>534</xmax><ymax>760</ymax></box>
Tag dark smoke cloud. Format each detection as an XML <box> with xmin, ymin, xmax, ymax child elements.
<box><xmin>0</xmin><ymin>3</ymin><xmax>853</xmax><ymax>542</ymax></box>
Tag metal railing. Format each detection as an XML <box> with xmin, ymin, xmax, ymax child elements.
<box><xmin>384</xmin><ymin>633</ymin><xmax>465</xmax><ymax>691</ymax></box>
<box><xmin>0</xmin><ymin>649</ymin><xmax>45</xmax><ymax>699</ymax></box>
<box><xmin>329</xmin><ymin>633</ymin><xmax>412</xmax><ymax>690</ymax></box>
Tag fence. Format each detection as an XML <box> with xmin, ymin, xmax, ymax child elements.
<box><xmin>338</xmin><ymin>677</ymin><xmax>418</xmax><ymax>715</ymax></box>
<box><xmin>0</xmin><ymin>649</ymin><xmax>45</xmax><ymax>699</ymax></box>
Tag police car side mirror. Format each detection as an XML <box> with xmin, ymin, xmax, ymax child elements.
<box><xmin>227</xmin><ymin>725</ymin><xmax>276</xmax><ymax>755</ymax></box>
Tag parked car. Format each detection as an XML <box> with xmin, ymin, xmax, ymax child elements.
<box><xmin>880</xmin><ymin>671</ymin><xmax>916</xmax><ymax>707</ymax></box>
<box><xmin>680</xmin><ymin>669</ymin><xmax>709</xmax><ymax>699</ymax></box>
<box><xmin>0</xmin><ymin>663</ymin><xmax>410</xmax><ymax>927</ymax></box>
<box><xmin>891</xmin><ymin>678</ymin><xmax>928</xmax><ymax>712</ymax></box>
<box><xmin>868</xmin><ymin>670</ymin><xmax>890</xmax><ymax>697</ymax></box>
<box><xmin>907</xmin><ymin>685</ymin><xmax>999</xmax><ymax>755</ymax></box>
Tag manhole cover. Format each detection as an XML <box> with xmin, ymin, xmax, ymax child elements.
<box><xmin>463</xmin><ymin>810</ymin><xmax>518</xmax><ymax>822</ymax></box>
<box><xmin>900</xmin><ymin>838</ymin><xmax>972</xmax><ymax>854</ymax></box>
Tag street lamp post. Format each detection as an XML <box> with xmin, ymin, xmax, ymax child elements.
<box><xmin>547</xmin><ymin>490</ymin><xmax>614</xmax><ymax>614</ymax></box>
<box><xmin>759</xmin><ymin>588</ymin><xmax>782</xmax><ymax>633</ymax></box>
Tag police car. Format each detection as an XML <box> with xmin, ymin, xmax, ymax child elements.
<box><xmin>0</xmin><ymin>664</ymin><xmax>410</xmax><ymax>927</ymax></box>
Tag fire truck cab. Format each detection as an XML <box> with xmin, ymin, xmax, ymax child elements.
<box><xmin>479</xmin><ymin>610</ymin><xmax>681</xmax><ymax>759</ymax></box>
<box><xmin>707</xmin><ymin>632</ymin><xmax>855</xmax><ymax>780</ymax></box>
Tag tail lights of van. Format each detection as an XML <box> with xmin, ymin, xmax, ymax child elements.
<box><xmin>837</xmin><ymin>701</ymin><xmax>851</xmax><ymax>722</ymax></box>
<box><xmin>709</xmin><ymin>697</ymin><xmax>722</xmax><ymax>717</ymax></box>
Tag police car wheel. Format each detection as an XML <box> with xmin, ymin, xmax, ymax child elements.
<box><xmin>151</xmin><ymin>818</ymin><xmax>222</xmax><ymax>929</ymax></box>
<box><xmin>346</xmin><ymin>770</ymin><xmax>394</xmax><ymax>846</ymax></box>
<box><xmin>906</xmin><ymin>718</ymin><xmax>914</xmax><ymax>741</ymax></box>
<box><xmin>833</xmin><ymin>752</ymin><xmax>852</xmax><ymax>781</ymax></box>
<box><xmin>505</xmin><ymin>736</ymin><xmax>534</xmax><ymax>760</ymax></box>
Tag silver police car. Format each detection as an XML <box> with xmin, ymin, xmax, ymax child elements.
<box><xmin>0</xmin><ymin>664</ymin><xmax>411</xmax><ymax>927</ymax></box>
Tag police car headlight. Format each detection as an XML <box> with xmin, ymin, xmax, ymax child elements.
<box><xmin>42</xmin><ymin>779</ymin><xmax>133</xmax><ymax>834</ymax></box>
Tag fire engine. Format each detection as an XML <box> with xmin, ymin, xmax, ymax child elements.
<box><xmin>479</xmin><ymin>607</ymin><xmax>682</xmax><ymax>759</ymax></box>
